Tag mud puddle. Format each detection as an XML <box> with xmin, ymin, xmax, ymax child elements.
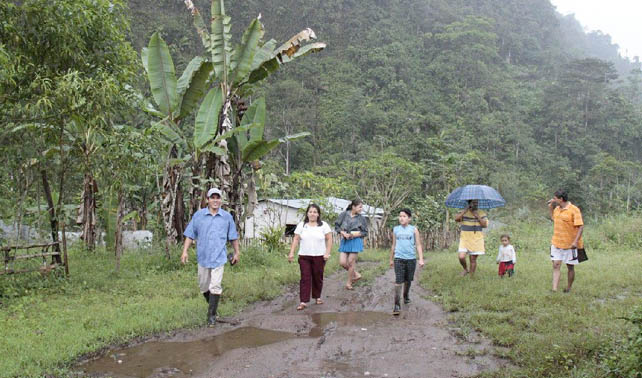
<box><xmin>308</xmin><ymin>311</ymin><xmax>390</xmax><ymax>337</ymax></box>
<box><xmin>79</xmin><ymin>312</ymin><xmax>391</xmax><ymax>377</ymax></box>
<box><xmin>80</xmin><ymin>327</ymin><xmax>295</xmax><ymax>377</ymax></box>
<box><xmin>77</xmin><ymin>266</ymin><xmax>510</xmax><ymax>377</ymax></box>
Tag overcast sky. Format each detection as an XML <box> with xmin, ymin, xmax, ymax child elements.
<box><xmin>550</xmin><ymin>0</ymin><xmax>642</xmax><ymax>60</ymax></box>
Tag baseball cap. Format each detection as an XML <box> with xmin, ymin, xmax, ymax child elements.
<box><xmin>207</xmin><ymin>188</ymin><xmax>222</xmax><ymax>198</ymax></box>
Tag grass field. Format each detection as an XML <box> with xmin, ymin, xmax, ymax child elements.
<box><xmin>1</xmin><ymin>214</ymin><xmax>640</xmax><ymax>377</ymax></box>
<box><xmin>419</xmin><ymin>215</ymin><xmax>642</xmax><ymax>377</ymax></box>
<box><xmin>0</xmin><ymin>243</ymin><xmax>389</xmax><ymax>377</ymax></box>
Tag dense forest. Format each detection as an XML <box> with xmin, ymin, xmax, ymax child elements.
<box><xmin>2</xmin><ymin>0</ymin><xmax>642</xmax><ymax>248</ymax></box>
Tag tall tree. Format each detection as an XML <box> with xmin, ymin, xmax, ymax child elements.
<box><xmin>0</xmin><ymin>0</ymin><xmax>137</xmax><ymax>250</ymax></box>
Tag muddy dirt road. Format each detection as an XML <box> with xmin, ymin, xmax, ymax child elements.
<box><xmin>79</xmin><ymin>266</ymin><xmax>508</xmax><ymax>377</ymax></box>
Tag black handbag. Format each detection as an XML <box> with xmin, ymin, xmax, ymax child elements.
<box><xmin>577</xmin><ymin>248</ymin><xmax>588</xmax><ymax>263</ymax></box>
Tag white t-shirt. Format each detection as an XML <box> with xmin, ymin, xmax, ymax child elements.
<box><xmin>496</xmin><ymin>244</ymin><xmax>516</xmax><ymax>263</ymax></box>
<box><xmin>294</xmin><ymin>221</ymin><xmax>332</xmax><ymax>256</ymax></box>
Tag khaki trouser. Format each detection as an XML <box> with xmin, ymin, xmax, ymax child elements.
<box><xmin>198</xmin><ymin>265</ymin><xmax>224</xmax><ymax>294</ymax></box>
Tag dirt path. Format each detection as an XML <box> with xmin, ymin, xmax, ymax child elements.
<box><xmin>80</xmin><ymin>266</ymin><xmax>508</xmax><ymax>377</ymax></box>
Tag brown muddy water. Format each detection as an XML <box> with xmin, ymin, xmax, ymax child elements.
<box><xmin>78</xmin><ymin>268</ymin><xmax>509</xmax><ymax>377</ymax></box>
<box><xmin>79</xmin><ymin>312</ymin><xmax>391</xmax><ymax>377</ymax></box>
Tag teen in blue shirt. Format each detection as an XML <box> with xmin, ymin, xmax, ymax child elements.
<box><xmin>389</xmin><ymin>208</ymin><xmax>424</xmax><ymax>315</ymax></box>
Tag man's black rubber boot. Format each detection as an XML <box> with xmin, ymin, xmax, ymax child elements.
<box><xmin>203</xmin><ymin>291</ymin><xmax>210</xmax><ymax>303</ymax></box>
<box><xmin>393</xmin><ymin>285</ymin><xmax>402</xmax><ymax>315</ymax></box>
<box><xmin>207</xmin><ymin>294</ymin><xmax>220</xmax><ymax>327</ymax></box>
<box><xmin>403</xmin><ymin>282</ymin><xmax>411</xmax><ymax>304</ymax></box>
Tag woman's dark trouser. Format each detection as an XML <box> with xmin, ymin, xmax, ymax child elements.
<box><xmin>298</xmin><ymin>255</ymin><xmax>326</xmax><ymax>303</ymax></box>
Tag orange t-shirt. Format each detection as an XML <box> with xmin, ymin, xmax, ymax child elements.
<box><xmin>551</xmin><ymin>203</ymin><xmax>584</xmax><ymax>249</ymax></box>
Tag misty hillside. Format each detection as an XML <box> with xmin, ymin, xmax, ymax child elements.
<box><xmin>128</xmin><ymin>0</ymin><xmax>642</xmax><ymax>214</ymax></box>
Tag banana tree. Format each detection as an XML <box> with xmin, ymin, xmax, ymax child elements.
<box><xmin>183</xmin><ymin>0</ymin><xmax>325</xmax><ymax>228</ymax></box>
<box><xmin>228</xmin><ymin>98</ymin><xmax>309</xmax><ymax>231</ymax></box>
<box><xmin>141</xmin><ymin>32</ymin><xmax>214</xmax><ymax>245</ymax></box>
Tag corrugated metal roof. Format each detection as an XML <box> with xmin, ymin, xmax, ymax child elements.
<box><xmin>264</xmin><ymin>197</ymin><xmax>383</xmax><ymax>218</ymax></box>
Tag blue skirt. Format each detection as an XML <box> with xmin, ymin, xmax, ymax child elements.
<box><xmin>339</xmin><ymin>237</ymin><xmax>364</xmax><ymax>253</ymax></box>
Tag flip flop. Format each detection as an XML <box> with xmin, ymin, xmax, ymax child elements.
<box><xmin>345</xmin><ymin>284</ymin><xmax>354</xmax><ymax>290</ymax></box>
<box><xmin>353</xmin><ymin>273</ymin><xmax>362</xmax><ymax>282</ymax></box>
<box><xmin>315</xmin><ymin>298</ymin><xmax>324</xmax><ymax>305</ymax></box>
<box><xmin>296</xmin><ymin>303</ymin><xmax>307</xmax><ymax>311</ymax></box>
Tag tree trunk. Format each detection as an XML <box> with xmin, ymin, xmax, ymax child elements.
<box><xmin>77</xmin><ymin>173</ymin><xmax>98</xmax><ymax>251</ymax></box>
<box><xmin>443</xmin><ymin>208</ymin><xmax>450</xmax><ymax>249</ymax></box>
<box><xmin>114</xmin><ymin>189</ymin><xmax>125</xmax><ymax>273</ymax></box>
<box><xmin>161</xmin><ymin>145</ymin><xmax>185</xmax><ymax>249</ymax></box>
<box><xmin>228</xmin><ymin>168</ymin><xmax>245</xmax><ymax>233</ymax></box>
<box><xmin>189</xmin><ymin>154</ymin><xmax>209</xmax><ymax>216</ymax></box>
<box><xmin>41</xmin><ymin>169</ymin><xmax>62</xmax><ymax>264</ymax></box>
<box><xmin>140</xmin><ymin>192</ymin><xmax>148</xmax><ymax>230</ymax></box>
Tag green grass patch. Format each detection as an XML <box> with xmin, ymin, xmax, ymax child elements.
<box><xmin>0</xmin><ymin>244</ymin><xmax>389</xmax><ymax>377</ymax></box>
<box><xmin>420</xmin><ymin>217</ymin><xmax>642</xmax><ymax>377</ymax></box>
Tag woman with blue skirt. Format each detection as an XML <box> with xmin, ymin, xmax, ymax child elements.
<box><xmin>335</xmin><ymin>199</ymin><xmax>369</xmax><ymax>290</ymax></box>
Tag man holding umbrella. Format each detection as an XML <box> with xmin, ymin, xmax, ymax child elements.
<box><xmin>446</xmin><ymin>185</ymin><xmax>505</xmax><ymax>277</ymax></box>
<box><xmin>454</xmin><ymin>200</ymin><xmax>488</xmax><ymax>276</ymax></box>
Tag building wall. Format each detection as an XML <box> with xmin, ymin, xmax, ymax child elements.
<box><xmin>244</xmin><ymin>202</ymin><xmax>303</xmax><ymax>239</ymax></box>
<box><xmin>244</xmin><ymin>201</ymin><xmax>384</xmax><ymax>240</ymax></box>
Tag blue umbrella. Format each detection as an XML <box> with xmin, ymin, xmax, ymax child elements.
<box><xmin>445</xmin><ymin>185</ymin><xmax>506</xmax><ymax>209</ymax></box>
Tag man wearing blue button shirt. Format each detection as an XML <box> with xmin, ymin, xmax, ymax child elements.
<box><xmin>181</xmin><ymin>188</ymin><xmax>240</xmax><ymax>326</ymax></box>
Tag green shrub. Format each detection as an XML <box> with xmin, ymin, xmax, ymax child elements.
<box><xmin>259</xmin><ymin>225</ymin><xmax>286</xmax><ymax>252</ymax></box>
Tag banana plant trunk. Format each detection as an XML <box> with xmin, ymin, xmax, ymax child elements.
<box><xmin>228</xmin><ymin>169</ymin><xmax>245</xmax><ymax>234</ymax></box>
<box><xmin>189</xmin><ymin>156</ymin><xmax>206</xmax><ymax>215</ymax></box>
<box><xmin>161</xmin><ymin>146</ymin><xmax>186</xmax><ymax>247</ymax></box>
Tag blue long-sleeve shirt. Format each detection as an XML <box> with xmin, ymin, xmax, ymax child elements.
<box><xmin>183</xmin><ymin>208</ymin><xmax>239</xmax><ymax>268</ymax></box>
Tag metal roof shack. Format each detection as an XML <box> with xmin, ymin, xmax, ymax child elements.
<box><xmin>264</xmin><ymin>197</ymin><xmax>383</xmax><ymax>218</ymax></box>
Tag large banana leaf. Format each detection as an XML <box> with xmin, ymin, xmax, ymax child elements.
<box><xmin>242</xmin><ymin>139</ymin><xmax>280</xmax><ymax>162</ymax></box>
<box><xmin>141</xmin><ymin>47</ymin><xmax>149</xmax><ymax>74</ymax></box>
<box><xmin>152</xmin><ymin>120</ymin><xmax>186</xmax><ymax>150</ymax></box>
<box><xmin>194</xmin><ymin>87</ymin><xmax>223</xmax><ymax>150</ymax></box>
<box><xmin>279</xmin><ymin>132</ymin><xmax>311</xmax><ymax>143</ymax></box>
<box><xmin>275</xmin><ymin>28</ymin><xmax>318</xmax><ymax>61</ymax></box>
<box><xmin>247</xmin><ymin>29</ymin><xmax>326</xmax><ymax>84</ymax></box>
<box><xmin>242</xmin><ymin>131</ymin><xmax>310</xmax><ymax>163</ymax></box>
<box><xmin>280</xmin><ymin>42</ymin><xmax>327</xmax><ymax>64</ymax></box>
<box><xmin>250</xmin><ymin>39</ymin><xmax>277</xmax><ymax>72</ymax></box>
<box><xmin>146</xmin><ymin>33</ymin><xmax>178</xmax><ymax>115</ymax></box>
<box><xmin>231</xmin><ymin>17</ymin><xmax>264</xmax><ymax>85</ymax></box>
<box><xmin>234</xmin><ymin>97</ymin><xmax>266</xmax><ymax>153</ymax></box>
<box><xmin>211</xmin><ymin>0</ymin><xmax>233</xmax><ymax>83</ymax></box>
<box><xmin>201</xmin><ymin>122</ymin><xmax>254</xmax><ymax>154</ymax></box>
<box><xmin>176</xmin><ymin>57</ymin><xmax>213</xmax><ymax>120</ymax></box>
<box><xmin>245</xmin><ymin>98</ymin><xmax>266</xmax><ymax>143</ymax></box>
<box><xmin>201</xmin><ymin>144</ymin><xmax>227</xmax><ymax>156</ymax></box>
<box><xmin>184</xmin><ymin>0</ymin><xmax>211</xmax><ymax>51</ymax></box>
<box><xmin>142</xmin><ymin>102</ymin><xmax>165</xmax><ymax>118</ymax></box>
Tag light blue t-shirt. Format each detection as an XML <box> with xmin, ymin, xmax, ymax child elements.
<box><xmin>183</xmin><ymin>208</ymin><xmax>239</xmax><ymax>268</ymax></box>
<box><xmin>394</xmin><ymin>224</ymin><xmax>416</xmax><ymax>260</ymax></box>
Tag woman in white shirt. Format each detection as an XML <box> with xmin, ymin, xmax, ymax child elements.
<box><xmin>288</xmin><ymin>204</ymin><xmax>333</xmax><ymax>310</ymax></box>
